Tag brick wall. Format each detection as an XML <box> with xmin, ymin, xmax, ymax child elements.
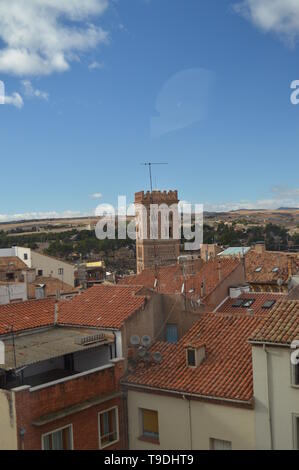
<box><xmin>14</xmin><ymin>361</ymin><xmax>127</xmax><ymax>450</ymax></box>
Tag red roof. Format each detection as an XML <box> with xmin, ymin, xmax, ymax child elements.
<box><xmin>123</xmin><ymin>312</ymin><xmax>263</xmax><ymax>403</ymax></box>
<box><xmin>217</xmin><ymin>292</ymin><xmax>286</xmax><ymax>316</ymax></box>
<box><xmin>58</xmin><ymin>284</ymin><xmax>147</xmax><ymax>329</ymax></box>
<box><xmin>250</xmin><ymin>300</ymin><xmax>299</xmax><ymax>344</ymax></box>
<box><xmin>120</xmin><ymin>258</ymin><xmax>241</xmax><ymax>300</ymax></box>
<box><xmin>245</xmin><ymin>250</ymin><xmax>299</xmax><ymax>285</ymax></box>
<box><xmin>0</xmin><ymin>299</ymin><xmax>55</xmax><ymax>335</ymax></box>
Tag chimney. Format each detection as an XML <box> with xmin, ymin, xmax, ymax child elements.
<box><xmin>254</xmin><ymin>242</ymin><xmax>266</xmax><ymax>254</ymax></box>
<box><xmin>54</xmin><ymin>302</ymin><xmax>59</xmax><ymax>325</ymax></box>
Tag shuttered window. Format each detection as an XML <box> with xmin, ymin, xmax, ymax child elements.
<box><xmin>166</xmin><ymin>324</ymin><xmax>178</xmax><ymax>344</ymax></box>
<box><xmin>141</xmin><ymin>409</ymin><xmax>159</xmax><ymax>440</ymax></box>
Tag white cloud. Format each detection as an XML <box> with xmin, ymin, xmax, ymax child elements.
<box><xmin>22</xmin><ymin>80</ymin><xmax>49</xmax><ymax>100</ymax></box>
<box><xmin>4</xmin><ymin>92</ymin><xmax>24</xmax><ymax>108</ymax></box>
<box><xmin>0</xmin><ymin>210</ymin><xmax>87</xmax><ymax>223</ymax></box>
<box><xmin>234</xmin><ymin>0</ymin><xmax>299</xmax><ymax>41</ymax></box>
<box><xmin>204</xmin><ymin>186</ymin><xmax>299</xmax><ymax>212</ymax></box>
<box><xmin>88</xmin><ymin>61</ymin><xmax>105</xmax><ymax>70</ymax></box>
<box><xmin>90</xmin><ymin>192</ymin><xmax>103</xmax><ymax>199</ymax></box>
<box><xmin>0</xmin><ymin>0</ymin><xmax>109</xmax><ymax>76</ymax></box>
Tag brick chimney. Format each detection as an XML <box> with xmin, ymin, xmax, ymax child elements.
<box><xmin>254</xmin><ymin>242</ymin><xmax>266</xmax><ymax>254</ymax></box>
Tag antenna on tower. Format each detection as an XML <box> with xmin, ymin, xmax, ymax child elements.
<box><xmin>141</xmin><ymin>162</ymin><xmax>168</xmax><ymax>192</ymax></box>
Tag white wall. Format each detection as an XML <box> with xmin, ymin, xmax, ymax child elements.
<box><xmin>31</xmin><ymin>251</ymin><xmax>75</xmax><ymax>286</ymax></box>
<box><xmin>253</xmin><ymin>345</ymin><xmax>299</xmax><ymax>450</ymax></box>
<box><xmin>0</xmin><ymin>283</ymin><xmax>27</xmax><ymax>305</ymax></box>
<box><xmin>0</xmin><ymin>247</ymin><xmax>31</xmax><ymax>268</ymax></box>
<box><xmin>127</xmin><ymin>389</ymin><xmax>255</xmax><ymax>450</ymax></box>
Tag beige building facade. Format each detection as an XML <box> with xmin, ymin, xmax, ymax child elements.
<box><xmin>126</xmin><ymin>389</ymin><xmax>255</xmax><ymax>450</ymax></box>
<box><xmin>252</xmin><ymin>345</ymin><xmax>299</xmax><ymax>450</ymax></box>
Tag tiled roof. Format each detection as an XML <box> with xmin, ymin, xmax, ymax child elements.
<box><xmin>217</xmin><ymin>292</ymin><xmax>286</xmax><ymax>316</ymax></box>
<box><xmin>123</xmin><ymin>313</ymin><xmax>263</xmax><ymax>403</ymax></box>
<box><xmin>287</xmin><ymin>285</ymin><xmax>299</xmax><ymax>300</ymax></box>
<box><xmin>120</xmin><ymin>258</ymin><xmax>241</xmax><ymax>300</ymax></box>
<box><xmin>0</xmin><ymin>284</ymin><xmax>147</xmax><ymax>336</ymax></box>
<box><xmin>245</xmin><ymin>250</ymin><xmax>299</xmax><ymax>285</ymax></box>
<box><xmin>0</xmin><ymin>299</ymin><xmax>55</xmax><ymax>335</ymax></box>
<box><xmin>250</xmin><ymin>300</ymin><xmax>299</xmax><ymax>345</ymax></box>
<box><xmin>28</xmin><ymin>276</ymin><xmax>77</xmax><ymax>299</ymax></box>
<box><xmin>0</xmin><ymin>257</ymin><xmax>28</xmax><ymax>271</ymax></box>
<box><xmin>58</xmin><ymin>284</ymin><xmax>147</xmax><ymax>329</ymax></box>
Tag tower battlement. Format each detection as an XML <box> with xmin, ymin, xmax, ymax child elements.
<box><xmin>135</xmin><ymin>190</ymin><xmax>179</xmax><ymax>205</ymax></box>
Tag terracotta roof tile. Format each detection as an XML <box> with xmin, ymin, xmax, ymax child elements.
<box><xmin>124</xmin><ymin>313</ymin><xmax>263</xmax><ymax>403</ymax></box>
<box><xmin>120</xmin><ymin>258</ymin><xmax>241</xmax><ymax>300</ymax></box>
<box><xmin>245</xmin><ymin>250</ymin><xmax>299</xmax><ymax>285</ymax></box>
<box><xmin>28</xmin><ymin>276</ymin><xmax>77</xmax><ymax>299</ymax></box>
<box><xmin>217</xmin><ymin>292</ymin><xmax>286</xmax><ymax>316</ymax></box>
<box><xmin>250</xmin><ymin>300</ymin><xmax>299</xmax><ymax>344</ymax></box>
<box><xmin>0</xmin><ymin>299</ymin><xmax>55</xmax><ymax>335</ymax></box>
<box><xmin>0</xmin><ymin>257</ymin><xmax>28</xmax><ymax>272</ymax></box>
<box><xmin>58</xmin><ymin>284</ymin><xmax>147</xmax><ymax>329</ymax></box>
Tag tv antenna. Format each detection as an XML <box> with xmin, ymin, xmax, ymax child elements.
<box><xmin>141</xmin><ymin>162</ymin><xmax>168</xmax><ymax>192</ymax></box>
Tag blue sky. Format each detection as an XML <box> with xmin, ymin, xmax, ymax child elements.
<box><xmin>1</xmin><ymin>0</ymin><xmax>299</xmax><ymax>220</ymax></box>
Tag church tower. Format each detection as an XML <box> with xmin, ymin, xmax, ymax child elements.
<box><xmin>135</xmin><ymin>190</ymin><xmax>180</xmax><ymax>274</ymax></box>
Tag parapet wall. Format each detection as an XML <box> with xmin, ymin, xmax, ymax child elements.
<box><xmin>135</xmin><ymin>190</ymin><xmax>179</xmax><ymax>205</ymax></box>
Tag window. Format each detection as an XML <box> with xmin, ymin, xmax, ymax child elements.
<box><xmin>42</xmin><ymin>425</ymin><xmax>73</xmax><ymax>450</ymax></box>
<box><xmin>166</xmin><ymin>324</ymin><xmax>178</xmax><ymax>344</ymax></box>
<box><xmin>232</xmin><ymin>299</ymin><xmax>243</xmax><ymax>308</ymax></box>
<box><xmin>242</xmin><ymin>299</ymin><xmax>255</xmax><ymax>308</ymax></box>
<box><xmin>140</xmin><ymin>409</ymin><xmax>159</xmax><ymax>442</ymax></box>
<box><xmin>272</xmin><ymin>267</ymin><xmax>279</xmax><ymax>273</ymax></box>
<box><xmin>35</xmin><ymin>286</ymin><xmax>45</xmax><ymax>299</ymax></box>
<box><xmin>262</xmin><ymin>300</ymin><xmax>276</xmax><ymax>309</ymax></box>
<box><xmin>58</xmin><ymin>268</ymin><xmax>64</xmax><ymax>275</ymax></box>
<box><xmin>210</xmin><ymin>438</ymin><xmax>232</xmax><ymax>450</ymax></box>
<box><xmin>187</xmin><ymin>348</ymin><xmax>196</xmax><ymax>367</ymax></box>
<box><xmin>292</xmin><ymin>362</ymin><xmax>299</xmax><ymax>386</ymax></box>
<box><xmin>38</xmin><ymin>269</ymin><xmax>43</xmax><ymax>277</ymax></box>
<box><xmin>99</xmin><ymin>407</ymin><xmax>119</xmax><ymax>449</ymax></box>
<box><xmin>24</xmin><ymin>253</ymin><xmax>28</xmax><ymax>260</ymax></box>
<box><xmin>255</xmin><ymin>267</ymin><xmax>262</xmax><ymax>273</ymax></box>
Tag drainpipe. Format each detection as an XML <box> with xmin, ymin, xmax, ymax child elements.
<box><xmin>183</xmin><ymin>395</ymin><xmax>193</xmax><ymax>450</ymax></box>
<box><xmin>263</xmin><ymin>344</ymin><xmax>273</xmax><ymax>450</ymax></box>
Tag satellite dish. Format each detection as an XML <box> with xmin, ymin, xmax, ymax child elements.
<box><xmin>153</xmin><ymin>351</ymin><xmax>163</xmax><ymax>364</ymax></box>
<box><xmin>277</xmin><ymin>278</ymin><xmax>283</xmax><ymax>287</ymax></box>
<box><xmin>141</xmin><ymin>335</ymin><xmax>151</xmax><ymax>348</ymax></box>
<box><xmin>130</xmin><ymin>335</ymin><xmax>140</xmax><ymax>346</ymax></box>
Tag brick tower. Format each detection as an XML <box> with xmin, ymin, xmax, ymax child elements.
<box><xmin>135</xmin><ymin>190</ymin><xmax>180</xmax><ymax>274</ymax></box>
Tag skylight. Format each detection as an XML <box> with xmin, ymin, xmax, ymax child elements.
<box><xmin>262</xmin><ymin>300</ymin><xmax>276</xmax><ymax>309</ymax></box>
<box><xmin>242</xmin><ymin>299</ymin><xmax>255</xmax><ymax>308</ymax></box>
<box><xmin>232</xmin><ymin>299</ymin><xmax>244</xmax><ymax>307</ymax></box>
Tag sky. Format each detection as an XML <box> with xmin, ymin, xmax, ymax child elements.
<box><xmin>1</xmin><ymin>0</ymin><xmax>299</xmax><ymax>221</ymax></box>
